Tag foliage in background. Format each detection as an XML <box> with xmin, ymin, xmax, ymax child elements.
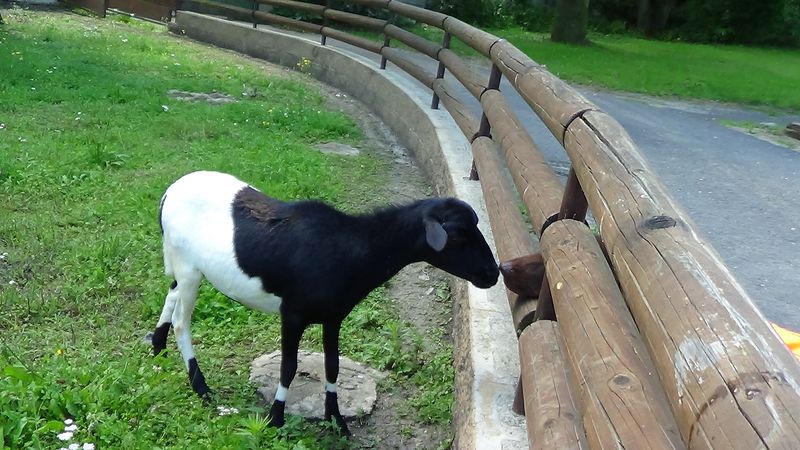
<box><xmin>508</xmin><ymin>0</ymin><xmax>555</xmax><ymax>32</ymax></box>
<box><xmin>588</xmin><ymin>0</ymin><xmax>800</xmax><ymax>46</ymax></box>
<box><xmin>673</xmin><ymin>0</ymin><xmax>800</xmax><ymax>46</ymax></box>
<box><xmin>428</xmin><ymin>0</ymin><xmax>800</xmax><ymax>46</ymax></box>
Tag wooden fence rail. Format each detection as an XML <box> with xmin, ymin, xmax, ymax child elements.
<box><xmin>79</xmin><ymin>0</ymin><xmax>800</xmax><ymax>447</ymax></box>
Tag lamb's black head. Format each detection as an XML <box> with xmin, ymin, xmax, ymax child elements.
<box><xmin>421</xmin><ymin>198</ymin><xmax>499</xmax><ymax>289</ymax></box>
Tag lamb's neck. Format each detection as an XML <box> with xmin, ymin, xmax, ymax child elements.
<box><xmin>354</xmin><ymin>204</ymin><xmax>428</xmax><ymax>286</ymax></box>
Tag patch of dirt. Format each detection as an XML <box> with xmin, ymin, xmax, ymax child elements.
<box><xmin>166</xmin><ymin>89</ymin><xmax>237</xmax><ymax>104</ymax></box>
<box><xmin>724</xmin><ymin>123</ymin><xmax>800</xmax><ymax>152</ymax></box>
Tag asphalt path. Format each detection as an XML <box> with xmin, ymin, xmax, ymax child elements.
<box><xmin>315</xmin><ymin>36</ymin><xmax>800</xmax><ymax>329</ymax></box>
<box><xmin>513</xmin><ymin>85</ymin><xmax>800</xmax><ymax>329</ymax></box>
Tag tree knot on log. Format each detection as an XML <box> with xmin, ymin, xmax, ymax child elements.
<box><xmin>611</xmin><ymin>374</ymin><xmax>631</xmax><ymax>386</ymax></box>
<box><xmin>641</xmin><ymin>215</ymin><xmax>677</xmax><ymax>230</ymax></box>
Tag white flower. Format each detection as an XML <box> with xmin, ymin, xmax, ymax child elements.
<box><xmin>83</xmin><ymin>444</ymin><xmax>96</xmax><ymax>450</ymax></box>
<box><xmin>122</xmin><ymin>38</ymin><xmax>128</xmax><ymax>43</ymax></box>
<box><xmin>69</xmin><ymin>444</ymin><xmax>80</xmax><ymax>450</ymax></box>
<box><xmin>0</xmin><ymin>123</ymin><xmax>5</xmax><ymax>129</ymax></box>
<box><xmin>216</xmin><ymin>405</ymin><xmax>239</xmax><ymax>416</ymax></box>
<box><xmin>57</xmin><ymin>431</ymin><xmax>74</xmax><ymax>441</ymax></box>
<box><xmin>161</xmin><ymin>105</ymin><xmax>169</xmax><ymax>112</ymax></box>
<box><xmin>65</xmin><ymin>424</ymin><xmax>78</xmax><ymax>432</ymax></box>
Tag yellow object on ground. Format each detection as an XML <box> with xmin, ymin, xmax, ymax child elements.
<box><xmin>772</xmin><ymin>323</ymin><xmax>800</xmax><ymax>359</ymax></box>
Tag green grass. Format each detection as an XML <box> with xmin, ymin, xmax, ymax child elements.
<box><xmin>0</xmin><ymin>9</ymin><xmax>452</xmax><ymax>449</ymax></box>
<box><xmin>406</xmin><ymin>24</ymin><xmax>800</xmax><ymax>112</ymax></box>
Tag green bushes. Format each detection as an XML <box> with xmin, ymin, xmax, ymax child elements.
<box><xmin>588</xmin><ymin>0</ymin><xmax>800</xmax><ymax>46</ymax></box>
<box><xmin>427</xmin><ymin>0</ymin><xmax>800</xmax><ymax>47</ymax></box>
<box><xmin>674</xmin><ymin>0</ymin><xmax>800</xmax><ymax>46</ymax></box>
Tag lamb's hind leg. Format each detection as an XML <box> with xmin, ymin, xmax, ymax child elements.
<box><xmin>152</xmin><ymin>280</ymin><xmax>179</xmax><ymax>356</ymax></box>
<box><xmin>170</xmin><ymin>270</ymin><xmax>209</xmax><ymax>397</ymax></box>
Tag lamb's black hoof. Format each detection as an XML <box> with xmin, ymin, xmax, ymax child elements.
<box><xmin>151</xmin><ymin>323</ymin><xmax>171</xmax><ymax>356</ymax></box>
<box><xmin>268</xmin><ymin>400</ymin><xmax>286</xmax><ymax>428</ymax></box>
<box><xmin>324</xmin><ymin>392</ymin><xmax>351</xmax><ymax>436</ymax></box>
<box><xmin>188</xmin><ymin>358</ymin><xmax>211</xmax><ymax>398</ymax></box>
<box><xmin>329</xmin><ymin>414</ymin><xmax>351</xmax><ymax>437</ymax></box>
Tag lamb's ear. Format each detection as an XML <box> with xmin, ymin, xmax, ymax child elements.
<box><xmin>424</xmin><ymin>217</ymin><xmax>447</xmax><ymax>252</ymax></box>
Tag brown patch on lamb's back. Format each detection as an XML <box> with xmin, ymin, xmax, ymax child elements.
<box><xmin>233</xmin><ymin>186</ymin><xmax>286</xmax><ymax>223</ymax></box>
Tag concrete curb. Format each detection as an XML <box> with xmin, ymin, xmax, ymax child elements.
<box><xmin>170</xmin><ymin>12</ymin><xmax>527</xmax><ymax>449</ymax></box>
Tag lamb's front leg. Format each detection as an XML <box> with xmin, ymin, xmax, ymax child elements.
<box><xmin>323</xmin><ymin>321</ymin><xmax>350</xmax><ymax>436</ymax></box>
<box><xmin>268</xmin><ymin>314</ymin><xmax>306</xmax><ymax>428</ymax></box>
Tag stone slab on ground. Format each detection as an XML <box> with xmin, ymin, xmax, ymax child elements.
<box><xmin>314</xmin><ymin>142</ymin><xmax>360</xmax><ymax>156</ymax></box>
<box><xmin>250</xmin><ymin>350</ymin><xmax>386</xmax><ymax>419</ymax></box>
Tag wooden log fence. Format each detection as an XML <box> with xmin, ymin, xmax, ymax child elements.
<box><xmin>84</xmin><ymin>0</ymin><xmax>800</xmax><ymax>447</ymax></box>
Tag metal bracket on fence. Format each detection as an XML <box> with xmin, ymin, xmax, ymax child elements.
<box><xmin>559</xmin><ymin>167</ymin><xmax>589</xmax><ymax>223</ymax></box>
<box><xmin>469</xmin><ymin>64</ymin><xmax>503</xmax><ymax>181</ymax></box>
<box><xmin>539</xmin><ymin>168</ymin><xmax>589</xmax><ymax>236</ymax></box>
<box><xmin>321</xmin><ymin>0</ymin><xmax>330</xmax><ymax>45</ymax></box>
<box><xmin>380</xmin><ymin>14</ymin><xmax>394</xmax><ymax>70</ymax></box>
<box><xmin>476</xmin><ymin>63</ymin><xmax>503</xmax><ymax>139</ymax></box>
<box><xmin>469</xmin><ymin>160</ymin><xmax>479</xmax><ymax>180</ymax></box>
<box><xmin>539</xmin><ymin>213</ymin><xmax>561</xmax><ymax>236</ymax></box>
<box><xmin>430</xmin><ymin>32</ymin><xmax>451</xmax><ymax>110</ymax></box>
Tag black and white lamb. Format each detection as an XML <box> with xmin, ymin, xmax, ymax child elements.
<box><xmin>151</xmin><ymin>170</ymin><xmax>499</xmax><ymax>435</ymax></box>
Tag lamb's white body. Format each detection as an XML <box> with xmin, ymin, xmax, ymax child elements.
<box><xmin>161</xmin><ymin>171</ymin><xmax>283</xmax><ymax>315</ymax></box>
<box><xmin>157</xmin><ymin>172</ymin><xmax>283</xmax><ymax>370</ymax></box>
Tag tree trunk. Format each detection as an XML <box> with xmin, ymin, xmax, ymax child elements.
<box><xmin>637</xmin><ymin>0</ymin><xmax>676</xmax><ymax>37</ymax></box>
<box><xmin>637</xmin><ymin>0</ymin><xmax>652</xmax><ymax>34</ymax></box>
<box><xmin>551</xmin><ymin>0</ymin><xmax>590</xmax><ymax>44</ymax></box>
